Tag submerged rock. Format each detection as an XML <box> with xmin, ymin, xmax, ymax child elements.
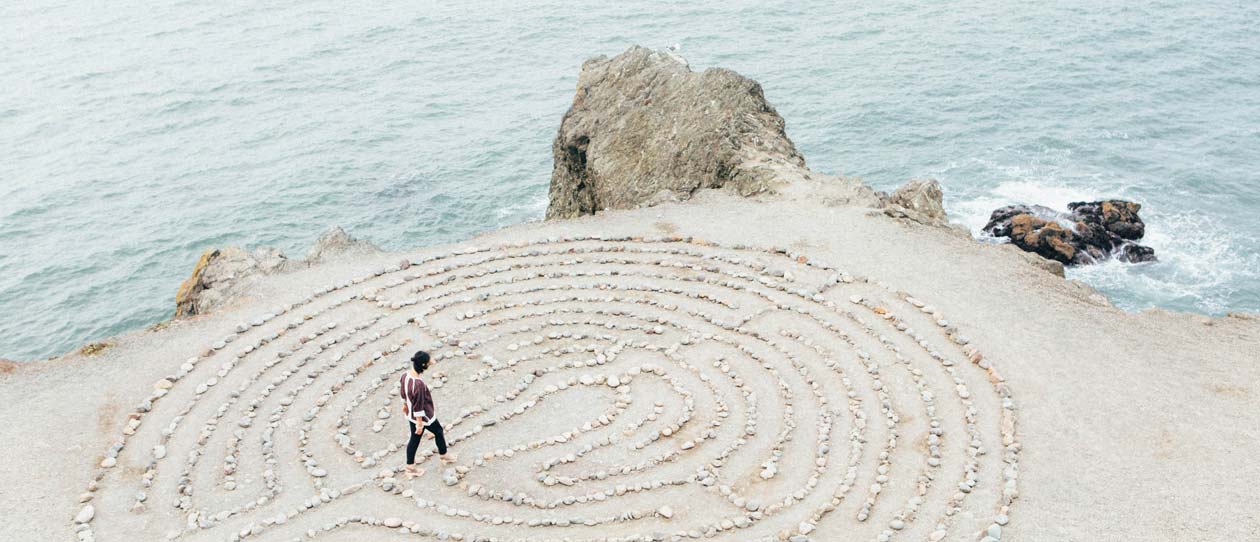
<box><xmin>546</xmin><ymin>46</ymin><xmax>806</xmax><ymax>219</ymax></box>
<box><xmin>982</xmin><ymin>200</ymin><xmax>1156</xmax><ymax>265</ymax></box>
<box><xmin>174</xmin><ymin>226</ymin><xmax>379</xmax><ymax>318</ymax></box>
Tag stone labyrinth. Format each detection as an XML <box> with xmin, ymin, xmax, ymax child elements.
<box><xmin>74</xmin><ymin>236</ymin><xmax>1020</xmax><ymax>542</ymax></box>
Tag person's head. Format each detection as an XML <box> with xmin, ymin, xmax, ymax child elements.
<box><xmin>411</xmin><ymin>350</ymin><xmax>431</xmax><ymax>373</ymax></box>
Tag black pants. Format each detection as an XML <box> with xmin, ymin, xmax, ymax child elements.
<box><xmin>407</xmin><ymin>419</ymin><xmax>447</xmax><ymax>464</ymax></box>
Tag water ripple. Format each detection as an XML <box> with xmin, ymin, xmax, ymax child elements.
<box><xmin>1</xmin><ymin>0</ymin><xmax>1258</xmax><ymax>360</ymax></box>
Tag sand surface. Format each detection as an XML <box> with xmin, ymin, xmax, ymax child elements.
<box><xmin>3</xmin><ymin>191</ymin><xmax>1257</xmax><ymax>541</ymax></box>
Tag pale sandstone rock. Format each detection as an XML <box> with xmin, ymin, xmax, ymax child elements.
<box><xmin>883</xmin><ymin>178</ymin><xmax>947</xmax><ymax>226</ymax></box>
<box><xmin>174</xmin><ymin>226</ymin><xmax>378</xmax><ymax>318</ymax></box>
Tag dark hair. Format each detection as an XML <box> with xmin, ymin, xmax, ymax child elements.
<box><xmin>411</xmin><ymin>350</ymin><xmax>431</xmax><ymax>373</ymax></box>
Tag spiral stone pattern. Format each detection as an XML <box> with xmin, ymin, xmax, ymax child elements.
<box><xmin>73</xmin><ymin>236</ymin><xmax>1020</xmax><ymax>542</ymax></box>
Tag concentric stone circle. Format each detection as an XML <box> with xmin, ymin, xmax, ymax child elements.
<box><xmin>73</xmin><ymin>235</ymin><xmax>1021</xmax><ymax>542</ymax></box>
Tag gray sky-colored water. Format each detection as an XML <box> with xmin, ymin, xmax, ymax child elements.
<box><xmin>2</xmin><ymin>0</ymin><xmax>1258</xmax><ymax>359</ymax></box>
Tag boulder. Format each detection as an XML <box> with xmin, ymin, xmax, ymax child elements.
<box><xmin>174</xmin><ymin>246</ymin><xmax>290</xmax><ymax>318</ymax></box>
<box><xmin>546</xmin><ymin>46</ymin><xmax>807</xmax><ymax>219</ymax></box>
<box><xmin>1068</xmin><ymin>200</ymin><xmax>1146</xmax><ymax>240</ymax></box>
<box><xmin>305</xmin><ymin>226</ymin><xmax>381</xmax><ymax>262</ymax></box>
<box><xmin>882</xmin><ymin>179</ymin><xmax>947</xmax><ymax>225</ymax></box>
<box><xmin>982</xmin><ymin>200</ymin><xmax>1156</xmax><ymax>266</ymax></box>
<box><xmin>174</xmin><ymin>226</ymin><xmax>378</xmax><ymax>318</ymax></box>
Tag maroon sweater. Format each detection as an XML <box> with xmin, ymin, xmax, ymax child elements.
<box><xmin>399</xmin><ymin>373</ymin><xmax>436</xmax><ymax>424</ymax></box>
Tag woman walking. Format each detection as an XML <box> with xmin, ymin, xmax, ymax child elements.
<box><xmin>400</xmin><ymin>350</ymin><xmax>454</xmax><ymax>478</ymax></box>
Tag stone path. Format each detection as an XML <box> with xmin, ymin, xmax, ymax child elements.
<box><xmin>72</xmin><ymin>236</ymin><xmax>1020</xmax><ymax>542</ymax></box>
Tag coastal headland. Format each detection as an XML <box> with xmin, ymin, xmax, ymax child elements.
<box><xmin>2</xmin><ymin>47</ymin><xmax>1257</xmax><ymax>542</ymax></box>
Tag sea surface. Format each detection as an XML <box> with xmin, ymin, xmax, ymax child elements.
<box><xmin>2</xmin><ymin>1</ymin><xmax>1258</xmax><ymax>360</ymax></box>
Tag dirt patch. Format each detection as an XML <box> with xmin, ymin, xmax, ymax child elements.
<box><xmin>121</xmin><ymin>464</ymin><xmax>145</xmax><ymax>481</ymax></box>
<box><xmin>1207</xmin><ymin>382</ymin><xmax>1249</xmax><ymax>398</ymax></box>
<box><xmin>1154</xmin><ymin>428</ymin><xmax>1177</xmax><ymax>460</ymax></box>
<box><xmin>653</xmin><ymin>221</ymin><xmax>679</xmax><ymax>234</ymax></box>
<box><xmin>79</xmin><ymin>341</ymin><xmax>113</xmax><ymax>356</ymax></box>
<box><xmin>97</xmin><ymin>397</ymin><xmax>120</xmax><ymax>435</ymax></box>
<box><xmin>0</xmin><ymin>359</ymin><xmax>17</xmax><ymax>375</ymax></box>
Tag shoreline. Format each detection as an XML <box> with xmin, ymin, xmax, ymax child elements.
<box><xmin>12</xmin><ymin>195</ymin><xmax>1257</xmax><ymax>368</ymax></box>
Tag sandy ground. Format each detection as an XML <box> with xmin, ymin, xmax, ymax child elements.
<box><xmin>2</xmin><ymin>190</ymin><xmax>1257</xmax><ymax>542</ymax></box>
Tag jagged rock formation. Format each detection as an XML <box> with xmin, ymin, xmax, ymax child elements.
<box><xmin>546</xmin><ymin>46</ymin><xmax>809</xmax><ymax>219</ymax></box>
<box><xmin>174</xmin><ymin>246</ymin><xmax>290</xmax><ymax>318</ymax></box>
<box><xmin>882</xmin><ymin>179</ymin><xmax>948</xmax><ymax>226</ymax></box>
<box><xmin>174</xmin><ymin>227</ymin><xmax>379</xmax><ymax>318</ymax></box>
<box><xmin>983</xmin><ymin>200</ymin><xmax>1156</xmax><ymax>265</ymax></box>
<box><xmin>305</xmin><ymin>226</ymin><xmax>381</xmax><ymax>263</ymax></box>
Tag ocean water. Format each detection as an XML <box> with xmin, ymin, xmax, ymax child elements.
<box><xmin>2</xmin><ymin>1</ymin><xmax>1258</xmax><ymax>360</ymax></box>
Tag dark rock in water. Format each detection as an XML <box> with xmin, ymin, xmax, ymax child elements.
<box><xmin>1067</xmin><ymin>200</ymin><xmax>1146</xmax><ymax>240</ymax></box>
<box><xmin>982</xmin><ymin>200</ymin><xmax>1156</xmax><ymax>266</ymax></box>
<box><xmin>983</xmin><ymin>204</ymin><xmax>1062</xmax><ymax>238</ymax></box>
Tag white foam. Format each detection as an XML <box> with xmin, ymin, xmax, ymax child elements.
<box><xmin>946</xmin><ymin>178</ymin><xmax>1259</xmax><ymax>315</ymax></box>
<box><xmin>494</xmin><ymin>193</ymin><xmax>549</xmax><ymax>221</ymax></box>
<box><xmin>1075</xmin><ymin>210</ymin><xmax>1260</xmax><ymax>314</ymax></box>
<box><xmin>949</xmin><ymin>180</ymin><xmax>1105</xmax><ymax>237</ymax></box>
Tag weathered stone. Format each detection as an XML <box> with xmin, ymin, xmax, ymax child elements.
<box><xmin>305</xmin><ymin>226</ymin><xmax>381</xmax><ymax>263</ymax></box>
<box><xmin>546</xmin><ymin>46</ymin><xmax>805</xmax><ymax>219</ymax></box>
<box><xmin>175</xmin><ymin>227</ymin><xmax>377</xmax><ymax>318</ymax></box>
<box><xmin>75</xmin><ymin>504</ymin><xmax>95</xmax><ymax>524</ymax></box>
<box><xmin>882</xmin><ymin>179</ymin><xmax>947</xmax><ymax>226</ymax></box>
<box><xmin>175</xmin><ymin>247</ymin><xmax>290</xmax><ymax>318</ymax></box>
<box><xmin>1070</xmin><ymin>200</ymin><xmax>1145</xmax><ymax>239</ymax></box>
<box><xmin>983</xmin><ymin>200</ymin><xmax>1155</xmax><ymax>265</ymax></box>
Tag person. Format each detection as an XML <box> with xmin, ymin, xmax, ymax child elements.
<box><xmin>400</xmin><ymin>350</ymin><xmax>453</xmax><ymax>477</ymax></box>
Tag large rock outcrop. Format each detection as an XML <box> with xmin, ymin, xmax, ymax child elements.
<box><xmin>174</xmin><ymin>227</ymin><xmax>379</xmax><ymax>318</ymax></box>
<box><xmin>174</xmin><ymin>246</ymin><xmax>291</xmax><ymax>318</ymax></box>
<box><xmin>881</xmin><ymin>179</ymin><xmax>948</xmax><ymax>226</ymax></box>
<box><xmin>546</xmin><ymin>46</ymin><xmax>809</xmax><ymax>219</ymax></box>
<box><xmin>983</xmin><ymin>200</ymin><xmax>1156</xmax><ymax>265</ymax></box>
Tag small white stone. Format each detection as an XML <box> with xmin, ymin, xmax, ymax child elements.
<box><xmin>75</xmin><ymin>504</ymin><xmax>95</xmax><ymax>524</ymax></box>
